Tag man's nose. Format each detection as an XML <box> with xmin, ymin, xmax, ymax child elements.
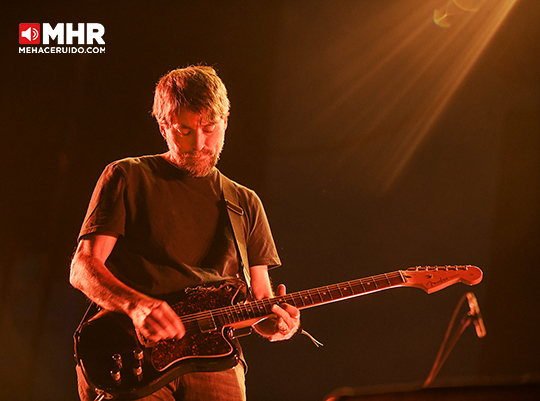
<box><xmin>192</xmin><ymin>129</ymin><xmax>206</xmax><ymax>151</ymax></box>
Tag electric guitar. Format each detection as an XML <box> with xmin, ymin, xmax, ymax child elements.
<box><xmin>74</xmin><ymin>265</ymin><xmax>482</xmax><ymax>400</ymax></box>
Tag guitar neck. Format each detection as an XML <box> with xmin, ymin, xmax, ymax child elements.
<box><xmin>280</xmin><ymin>271</ymin><xmax>406</xmax><ymax>311</ymax></box>
<box><xmin>213</xmin><ymin>271</ymin><xmax>407</xmax><ymax>327</ymax></box>
<box><xmin>184</xmin><ymin>265</ymin><xmax>481</xmax><ymax>329</ymax></box>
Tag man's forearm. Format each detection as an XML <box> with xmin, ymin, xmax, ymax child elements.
<box><xmin>70</xmin><ymin>252</ymin><xmax>155</xmax><ymax>315</ymax></box>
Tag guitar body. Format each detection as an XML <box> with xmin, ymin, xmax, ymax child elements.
<box><xmin>74</xmin><ymin>278</ymin><xmax>247</xmax><ymax>400</ymax></box>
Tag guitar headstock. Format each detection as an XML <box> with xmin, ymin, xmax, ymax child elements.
<box><xmin>401</xmin><ymin>265</ymin><xmax>483</xmax><ymax>294</ymax></box>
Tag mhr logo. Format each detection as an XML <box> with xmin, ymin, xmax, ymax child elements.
<box><xmin>19</xmin><ymin>23</ymin><xmax>105</xmax><ymax>45</ymax></box>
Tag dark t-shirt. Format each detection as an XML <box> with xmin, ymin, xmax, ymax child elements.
<box><xmin>78</xmin><ymin>155</ymin><xmax>281</xmax><ymax>298</ymax></box>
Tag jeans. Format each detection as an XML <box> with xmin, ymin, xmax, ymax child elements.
<box><xmin>76</xmin><ymin>363</ymin><xmax>246</xmax><ymax>401</ymax></box>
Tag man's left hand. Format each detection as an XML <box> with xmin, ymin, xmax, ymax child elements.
<box><xmin>254</xmin><ymin>284</ymin><xmax>301</xmax><ymax>341</ymax></box>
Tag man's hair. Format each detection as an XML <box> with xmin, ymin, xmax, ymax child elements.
<box><xmin>152</xmin><ymin>65</ymin><xmax>230</xmax><ymax>126</ymax></box>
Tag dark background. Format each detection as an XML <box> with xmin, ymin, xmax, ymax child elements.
<box><xmin>2</xmin><ymin>1</ymin><xmax>539</xmax><ymax>400</ymax></box>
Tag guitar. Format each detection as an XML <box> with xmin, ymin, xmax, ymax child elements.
<box><xmin>74</xmin><ymin>265</ymin><xmax>482</xmax><ymax>400</ymax></box>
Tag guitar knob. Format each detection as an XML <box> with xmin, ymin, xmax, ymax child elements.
<box><xmin>133</xmin><ymin>365</ymin><xmax>143</xmax><ymax>382</ymax></box>
<box><xmin>110</xmin><ymin>370</ymin><xmax>121</xmax><ymax>385</ymax></box>
<box><xmin>112</xmin><ymin>354</ymin><xmax>123</xmax><ymax>370</ymax></box>
<box><xmin>133</xmin><ymin>348</ymin><xmax>144</xmax><ymax>366</ymax></box>
<box><xmin>132</xmin><ymin>349</ymin><xmax>144</xmax><ymax>381</ymax></box>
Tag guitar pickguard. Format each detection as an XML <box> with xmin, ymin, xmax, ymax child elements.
<box><xmin>151</xmin><ymin>279</ymin><xmax>247</xmax><ymax>371</ymax></box>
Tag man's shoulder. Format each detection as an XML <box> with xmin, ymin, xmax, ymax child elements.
<box><xmin>219</xmin><ymin>171</ymin><xmax>257</xmax><ymax>197</ymax></box>
<box><xmin>104</xmin><ymin>154</ymin><xmax>166</xmax><ymax>174</ymax></box>
<box><xmin>108</xmin><ymin>154</ymin><xmax>163</xmax><ymax>167</ymax></box>
<box><xmin>219</xmin><ymin>171</ymin><xmax>264</xmax><ymax>212</ymax></box>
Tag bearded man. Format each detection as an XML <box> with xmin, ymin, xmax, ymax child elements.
<box><xmin>70</xmin><ymin>65</ymin><xmax>300</xmax><ymax>401</ymax></box>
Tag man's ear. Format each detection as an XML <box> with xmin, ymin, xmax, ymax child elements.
<box><xmin>159</xmin><ymin>125</ymin><xmax>166</xmax><ymax>138</ymax></box>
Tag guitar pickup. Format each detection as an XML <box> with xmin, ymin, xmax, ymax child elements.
<box><xmin>198</xmin><ymin>316</ymin><xmax>218</xmax><ymax>333</ymax></box>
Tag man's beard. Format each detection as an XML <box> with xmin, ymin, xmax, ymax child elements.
<box><xmin>173</xmin><ymin>148</ymin><xmax>221</xmax><ymax>177</ymax></box>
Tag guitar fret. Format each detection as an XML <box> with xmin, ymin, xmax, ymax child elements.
<box><xmin>349</xmin><ymin>280</ymin><xmax>365</xmax><ymax>294</ymax></box>
<box><xmin>262</xmin><ymin>299</ymin><xmax>273</xmax><ymax>315</ymax></box>
<box><xmin>359</xmin><ymin>280</ymin><xmax>367</xmax><ymax>292</ymax></box>
<box><xmin>230</xmin><ymin>308</ymin><xmax>239</xmax><ymax>322</ymax></box>
<box><xmin>222</xmin><ymin>310</ymin><xmax>232</xmax><ymax>325</ymax></box>
<box><xmin>232</xmin><ymin>305</ymin><xmax>242</xmax><ymax>322</ymax></box>
<box><xmin>243</xmin><ymin>304</ymin><xmax>253</xmax><ymax>319</ymax></box>
<box><xmin>287</xmin><ymin>295</ymin><xmax>300</xmax><ymax>308</ymax></box>
<box><xmin>315</xmin><ymin>288</ymin><xmax>325</xmax><ymax>303</ymax></box>
<box><xmin>255</xmin><ymin>301</ymin><xmax>267</xmax><ymax>316</ymax></box>
<box><xmin>321</xmin><ymin>287</ymin><xmax>333</xmax><ymax>301</ymax></box>
<box><xmin>294</xmin><ymin>293</ymin><xmax>306</xmax><ymax>307</ymax></box>
<box><xmin>362</xmin><ymin>279</ymin><xmax>374</xmax><ymax>291</ymax></box>
<box><xmin>240</xmin><ymin>304</ymin><xmax>250</xmax><ymax>320</ymax></box>
<box><xmin>327</xmin><ymin>284</ymin><xmax>341</xmax><ymax>299</ymax></box>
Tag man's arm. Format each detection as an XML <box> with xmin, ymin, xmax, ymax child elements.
<box><xmin>70</xmin><ymin>234</ymin><xmax>185</xmax><ymax>343</ymax></box>
<box><xmin>250</xmin><ymin>265</ymin><xmax>300</xmax><ymax>341</ymax></box>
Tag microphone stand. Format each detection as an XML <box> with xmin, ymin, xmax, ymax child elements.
<box><xmin>423</xmin><ymin>292</ymin><xmax>484</xmax><ymax>388</ymax></box>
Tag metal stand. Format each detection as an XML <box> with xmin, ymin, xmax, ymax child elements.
<box><xmin>423</xmin><ymin>292</ymin><xmax>485</xmax><ymax>388</ymax></box>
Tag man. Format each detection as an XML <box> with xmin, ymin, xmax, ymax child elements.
<box><xmin>70</xmin><ymin>65</ymin><xmax>300</xmax><ymax>401</ymax></box>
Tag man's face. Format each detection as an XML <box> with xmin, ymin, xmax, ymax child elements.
<box><xmin>160</xmin><ymin>108</ymin><xmax>227</xmax><ymax>177</ymax></box>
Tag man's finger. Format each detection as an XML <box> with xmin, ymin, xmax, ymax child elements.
<box><xmin>276</xmin><ymin>283</ymin><xmax>287</xmax><ymax>296</ymax></box>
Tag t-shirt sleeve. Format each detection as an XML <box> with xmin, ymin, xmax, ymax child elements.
<box><xmin>242</xmin><ymin>189</ymin><xmax>281</xmax><ymax>269</ymax></box>
<box><xmin>78</xmin><ymin>162</ymin><xmax>128</xmax><ymax>241</ymax></box>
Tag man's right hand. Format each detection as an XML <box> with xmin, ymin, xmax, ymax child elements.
<box><xmin>70</xmin><ymin>234</ymin><xmax>186</xmax><ymax>344</ymax></box>
<box><xmin>128</xmin><ymin>298</ymin><xmax>186</xmax><ymax>344</ymax></box>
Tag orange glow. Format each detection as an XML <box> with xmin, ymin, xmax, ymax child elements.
<box><xmin>269</xmin><ymin>1</ymin><xmax>521</xmax><ymax>194</ymax></box>
<box><xmin>380</xmin><ymin>0</ymin><xmax>520</xmax><ymax>191</ymax></box>
<box><xmin>434</xmin><ymin>0</ymin><xmax>489</xmax><ymax>27</ymax></box>
<box><xmin>339</xmin><ymin>0</ymin><xmax>521</xmax><ymax>192</ymax></box>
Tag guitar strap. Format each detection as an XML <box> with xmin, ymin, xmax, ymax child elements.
<box><xmin>220</xmin><ymin>172</ymin><xmax>252</xmax><ymax>296</ymax></box>
<box><xmin>220</xmin><ymin>174</ymin><xmax>322</xmax><ymax>346</ymax></box>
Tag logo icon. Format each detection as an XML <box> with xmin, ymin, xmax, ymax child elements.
<box><xmin>20</xmin><ymin>23</ymin><xmax>40</xmax><ymax>44</ymax></box>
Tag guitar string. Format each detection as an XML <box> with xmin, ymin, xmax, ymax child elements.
<box><xmin>177</xmin><ymin>271</ymin><xmax>406</xmax><ymax>325</ymax></box>
<box><xmin>176</xmin><ymin>266</ymin><xmax>470</xmax><ymax>326</ymax></box>
<box><xmin>178</xmin><ymin>270</ymin><xmax>411</xmax><ymax>325</ymax></box>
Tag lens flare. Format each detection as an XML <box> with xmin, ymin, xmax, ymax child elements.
<box><xmin>434</xmin><ymin>0</ymin><xmax>489</xmax><ymax>28</ymax></box>
<box><xmin>268</xmin><ymin>0</ymin><xmax>521</xmax><ymax>194</ymax></box>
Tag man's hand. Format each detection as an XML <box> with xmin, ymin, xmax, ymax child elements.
<box><xmin>128</xmin><ymin>299</ymin><xmax>186</xmax><ymax>344</ymax></box>
<box><xmin>254</xmin><ymin>284</ymin><xmax>301</xmax><ymax>341</ymax></box>
<box><xmin>70</xmin><ymin>235</ymin><xmax>186</xmax><ymax>344</ymax></box>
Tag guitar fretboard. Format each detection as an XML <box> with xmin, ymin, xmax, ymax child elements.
<box><xmin>178</xmin><ymin>265</ymin><xmax>481</xmax><ymax>332</ymax></box>
<box><xmin>183</xmin><ymin>271</ymin><xmax>406</xmax><ymax>329</ymax></box>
